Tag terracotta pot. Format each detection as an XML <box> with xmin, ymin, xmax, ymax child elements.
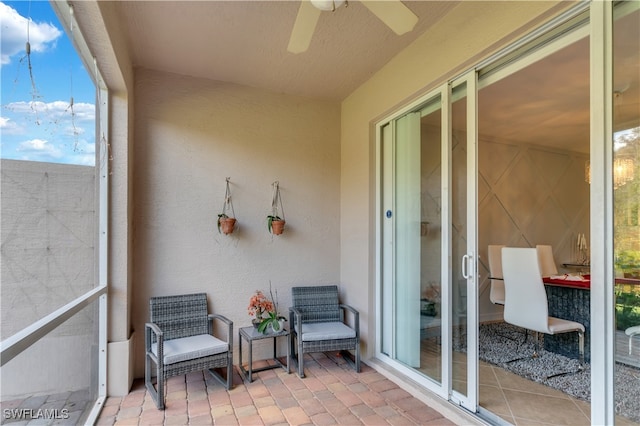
<box><xmin>271</xmin><ymin>219</ymin><xmax>285</xmax><ymax>235</ymax></box>
<box><xmin>219</xmin><ymin>217</ymin><xmax>236</xmax><ymax>235</ymax></box>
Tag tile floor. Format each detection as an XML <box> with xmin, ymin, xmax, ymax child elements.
<box><xmin>478</xmin><ymin>360</ymin><xmax>591</xmax><ymax>425</ymax></box>
<box><xmin>96</xmin><ymin>352</ymin><xmax>472</xmax><ymax>425</ymax></box>
<box><xmin>417</xmin><ymin>336</ymin><xmax>639</xmax><ymax>426</ymax></box>
<box><xmin>0</xmin><ymin>389</ymin><xmax>93</xmax><ymax>425</ymax></box>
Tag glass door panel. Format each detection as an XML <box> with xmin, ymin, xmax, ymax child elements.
<box><xmin>475</xmin><ymin>29</ymin><xmax>593</xmax><ymax>425</ymax></box>
<box><xmin>416</xmin><ymin>98</ymin><xmax>444</xmax><ymax>383</ymax></box>
<box><xmin>394</xmin><ymin>111</ymin><xmax>422</xmax><ymax>368</ymax></box>
<box><xmin>381</xmin><ymin>94</ymin><xmax>444</xmax><ymax>386</ymax></box>
<box><xmin>451</xmin><ymin>82</ymin><xmax>469</xmax><ymax>398</ymax></box>
<box><xmin>380</xmin><ymin>78</ymin><xmax>478</xmax><ymax>411</ymax></box>
<box><xmin>613</xmin><ymin>3</ymin><xmax>640</xmax><ymax>425</ymax></box>
<box><xmin>450</xmin><ymin>73</ymin><xmax>479</xmax><ymax>412</ymax></box>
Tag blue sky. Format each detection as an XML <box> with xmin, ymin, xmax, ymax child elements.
<box><xmin>1</xmin><ymin>0</ymin><xmax>96</xmax><ymax>166</ymax></box>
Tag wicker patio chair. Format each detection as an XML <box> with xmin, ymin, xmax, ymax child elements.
<box><xmin>289</xmin><ymin>285</ymin><xmax>360</xmax><ymax>378</ymax></box>
<box><xmin>145</xmin><ymin>293</ymin><xmax>233</xmax><ymax>409</ymax></box>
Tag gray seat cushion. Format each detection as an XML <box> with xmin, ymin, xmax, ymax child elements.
<box><xmin>152</xmin><ymin>334</ymin><xmax>228</xmax><ymax>365</ymax></box>
<box><xmin>297</xmin><ymin>321</ymin><xmax>356</xmax><ymax>342</ymax></box>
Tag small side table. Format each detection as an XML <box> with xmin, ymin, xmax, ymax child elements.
<box><xmin>238</xmin><ymin>326</ymin><xmax>290</xmax><ymax>382</ymax></box>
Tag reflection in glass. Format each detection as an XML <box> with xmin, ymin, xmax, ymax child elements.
<box><xmin>451</xmin><ymin>83</ymin><xmax>468</xmax><ymax>396</ymax></box>
<box><xmin>613</xmin><ymin>4</ymin><xmax>640</xmax><ymax>424</ymax></box>
<box><xmin>389</xmin><ymin>95</ymin><xmax>444</xmax><ymax>385</ymax></box>
<box><xmin>418</xmin><ymin>97</ymin><xmax>443</xmax><ymax>384</ymax></box>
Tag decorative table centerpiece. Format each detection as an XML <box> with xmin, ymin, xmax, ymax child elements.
<box><xmin>247</xmin><ymin>283</ymin><xmax>286</xmax><ymax>334</ymax></box>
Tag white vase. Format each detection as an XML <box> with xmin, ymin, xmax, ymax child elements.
<box><xmin>270</xmin><ymin>319</ymin><xmax>285</xmax><ymax>333</ymax></box>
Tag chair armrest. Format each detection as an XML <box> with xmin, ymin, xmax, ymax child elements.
<box><xmin>289</xmin><ymin>307</ymin><xmax>303</xmax><ymax>333</ymax></box>
<box><xmin>145</xmin><ymin>322</ymin><xmax>163</xmax><ymax>356</ymax></box>
<box><xmin>208</xmin><ymin>314</ymin><xmax>233</xmax><ymax>347</ymax></box>
<box><xmin>339</xmin><ymin>304</ymin><xmax>359</xmax><ymax>335</ymax></box>
<box><xmin>145</xmin><ymin>322</ymin><xmax>162</xmax><ymax>343</ymax></box>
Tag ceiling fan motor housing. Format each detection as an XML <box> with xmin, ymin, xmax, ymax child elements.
<box><xmin>310</xmin><ymin>0</ymin><xmax>347</xmax><ymax>12</ymax></box>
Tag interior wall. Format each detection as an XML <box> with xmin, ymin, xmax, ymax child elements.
<box><xmin>477</xmin><ymin>138</ymin><xmax>590</xmax><ymax>321</ymax></box>
<box><xmin>132</xmin><ymin>68</ymin><xmax>341</xmax><ymax>377</ymax></box>
<box><xmin>420</xmin><ymin>123</ymin><xmax>442</xmax><ymax>302</ymax></box>
<box><xmin>340</xmin><ymin>1</ymin><xmax>572</xmax><ymax>357</ymax></box>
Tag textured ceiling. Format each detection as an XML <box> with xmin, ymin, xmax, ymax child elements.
<box><xmin>112</xmin><ymin>0</ymin><xmax>459</xmax><ymax>101</ymax></box>
<box><xmin>90</xmin><ymin>1</ymin><xmax>638</xmax><ymax>154</ymax></box>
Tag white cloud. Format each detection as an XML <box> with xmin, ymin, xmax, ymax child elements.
<box><xmin>3</xmin><ymin>100</ymin><xmax>95</xmax><ymax>141</ymax></box>
<box><xmin>4</xmin><ymin>100</ymin><xmax>95</xmax><ymax>121</ymax></box>
<box><xmin>3</xmin><ymin>100</ymin><xmax>96</xmax><ymax>164</ymax></box>
<box><xmin>0</xmin><ymin>2</ymin><xmax>62</xmax><ymax>65</ymax></box>
<box><xmin>64</xmin><ymin>124</ymin><xmax>85</xmax><ymax>137</ymax></box>
<box><xmin>68</xmin><ymin>138</ymin><xmax>96</xmax><ymax>155</ymax></box>
<box><xmin>16</xmin><ymin>138</ymin><xmax>63</xmax><ymax>159</ymax></box>
<box><xmin>68</xmin><ymin>102</ymin><xmax>96</xmax><ymax>122</ymax></box>
<box><xmin>0</xmin><ymin>115</ymin><xmax>23</xmax><ymax>134</ymax></box>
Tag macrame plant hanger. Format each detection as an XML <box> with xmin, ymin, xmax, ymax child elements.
<box><xmin>217</xmin><ymin>177</ymin><xmax>236</xmax><ymax>235</ymax></box>
<box><xmin>268</xmin><ymin>181</ymin><xmax>286</xmax><ymax>235</ymax></box>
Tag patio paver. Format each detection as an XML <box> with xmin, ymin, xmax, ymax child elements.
<box><xmin>96</xmin><ymin>353</ymin><xmax>462</xmax><ymax>425</ymax></box>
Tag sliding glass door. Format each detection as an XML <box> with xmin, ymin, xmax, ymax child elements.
<box><xmin>379</xmin><ymin>73</ymin><xmax>479</xmax><ymax>411</ymax></box>
<box><xmin>612</xmin><ymin>3</ymin><xmax>640</xmax><ymax>425</ymax></box>
<box><xmin>380</xmin><ymin>93</ymin><xmax>446</xmax><ymax>388</ymax></box>
<box><xmin>378</xmin><ymin>2</ymin><xmax>639</xmax><ymax>424</ymax></box>
<box><xmin>450</xmin><ymin>74</ymin><xmax>478</xmax><ymax>411</ymax></box>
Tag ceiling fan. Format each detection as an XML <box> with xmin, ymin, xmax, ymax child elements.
<box><xmin>287</xmin><ymin>0</ymin><xmax>419</xmax><ymax>54</ymax></box>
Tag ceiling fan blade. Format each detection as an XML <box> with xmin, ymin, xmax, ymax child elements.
<box><xmin>288</xmin><ymin>1</ymin><xmax>322</xmax><ymax>54</ymax></box>
<box><xmin>361</xmin><ymin>0</ymin><xmax>418</xmax><ymax>36</ymax></box>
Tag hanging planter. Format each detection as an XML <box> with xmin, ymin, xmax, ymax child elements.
<box><xmin>267</xmin><ymin>181</ymin><xmax>286</xmax><ymax>235</ymax></box>
<box><xmin>269</xmin><ymin>217</ymin><xmax>285</xmax><ymax>235</ymax></box>
<box><xmin>217</xmin><ymin>177</ymin><xmax>236</xmax><ymax>235</ymax></box>
<box><xmin>218</xmin><ymin>216</ymin><xmax>236</xmax><ymax>235</ymax></box>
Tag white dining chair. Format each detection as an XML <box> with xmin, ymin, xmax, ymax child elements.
<box><xmin>502</xmin><ymin>247</ymin><xmax>585</xmax><ymax>366</ymax></box>
<box><xmin>488</xmin><ymin>245</ymin><xmax>506</xmax><ymax>305</ymax></box>
<box><xmin>626</xmin><ymin>325</ymin><xmax>640</xmax><ymax>355</ymax></box>
<box><xmin>488</xmin><ymin>245</ymin><xmax>531</xmax><ymax>342</ymax></box>
<box><xmin>536</xmin><ymin>244</ymin><xmax>558</xmax><ymax>277</ymax></box>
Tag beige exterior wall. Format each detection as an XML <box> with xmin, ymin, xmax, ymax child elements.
<box><xmin>131</xmin><ymin>68</ymin><xmax>341</xmax><ymax>376</ymax></box>
<box><xmin>74</xmin><ymin>0</ymin><xmax>138</xmax><ymax>395</ymax></box>
<box><xmin>74</xmin><ymin>0</ymin><xmax>579</xmax><ymax>390</ymax></box>
<box><xmin>339</xmin><ymin>1</ymin><xmax>573</xmax><ymax>356</ymax></box>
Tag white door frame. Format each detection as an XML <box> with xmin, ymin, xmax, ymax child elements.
<box><xmin>448</xmin><ymin>70</ymin><xmax>479</xmax><ymax>412</ymax></box>
<box><xmin>375</xmin><ymin>81</ymin><xmax>480</xmax><ymax>408</ymax></box>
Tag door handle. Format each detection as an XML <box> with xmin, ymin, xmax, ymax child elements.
<box><xmin>461</xmin><ymin>253</ymin><xmax>475</xmax><ymax>279</ymax></box>
<box><xmin>461</xmin><ymin>254</ymin><xmax>470</xmax><ymax>279</ymax></box>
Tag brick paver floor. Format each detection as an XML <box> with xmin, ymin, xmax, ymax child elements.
<box><xmin>96</xmin><ymin>352</ymin><xmax>460</xmax><ymax>425</ymax></box>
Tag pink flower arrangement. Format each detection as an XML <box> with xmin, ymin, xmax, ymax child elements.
<box><xmin>247</xmin><ymin>290</ymin><xmax>274</xmax><ymax>320</ymax></box>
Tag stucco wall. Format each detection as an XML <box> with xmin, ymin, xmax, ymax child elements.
<box><xmin>132</xmin><ymin>69</ymin><xmax>341</xmax><ymax>376</ymax></box>
<box><xmin>339</xmin><ymin>1</ymin><xmax>572</xmax><ymax>356</ymax></box>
